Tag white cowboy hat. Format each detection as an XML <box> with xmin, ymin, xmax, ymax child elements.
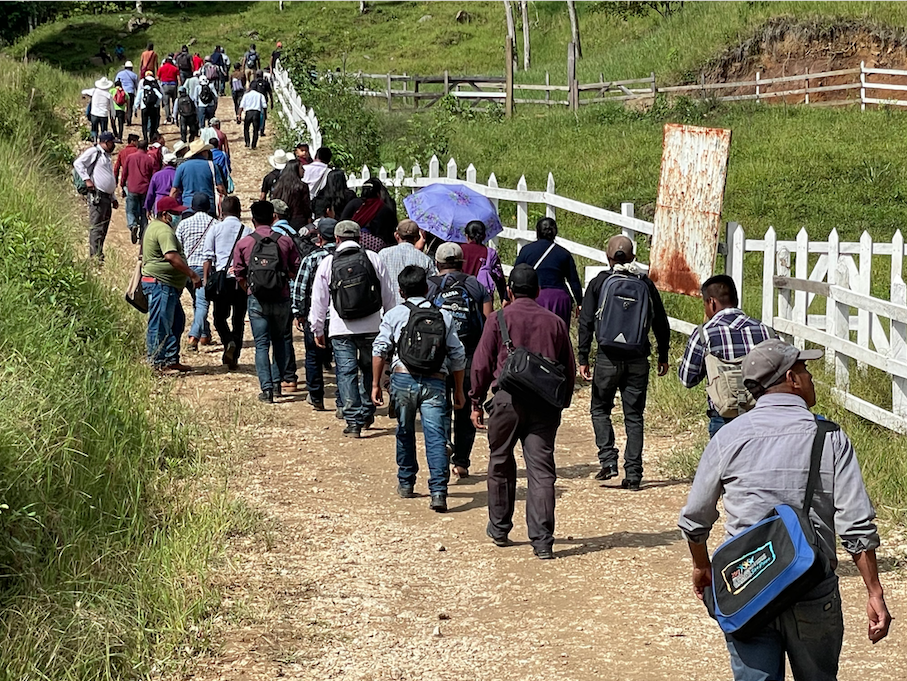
<box><xmin>184</xmin><ymin>138</ymin><xmax>213</xmax><ymax>159</ymax></box>
<box><xmin>268</xmin><ymin>149</ymin><xmax>292</xmax><ymax>170</ymax></box>
<box><xmin>163</xmin><ymin>152</ymin><xmax>177</xmax><ymax>165</ymax></box>
<box><xmin>95</xmin><ymin>76</ymin><xmax>113</xmax><ymax>89</ymax></box>
<box><xmin>172</xmin><ymin>140</ymin><xmax>188</xmax><ymax>156</ymax></box>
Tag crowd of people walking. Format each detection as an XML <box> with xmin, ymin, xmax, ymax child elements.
<box><xmin>73</xmin><ymin>38</ymin><xmax>892</xmax><ymax>681</ymax></box>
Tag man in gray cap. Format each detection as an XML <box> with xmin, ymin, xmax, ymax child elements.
<box><xmin>378</xmin><ymin>219</ymin><xmax>437</xmax><ymax>307</ymax></box>
<box><xmin>308</xmin><ymin>220</ymin><xmax>396</xmax><ymax>435</ymax></box>
<box><xmin>678</xmin><ymin>338</ymin><xmax>890</xmax><ymax>680</ymax></box>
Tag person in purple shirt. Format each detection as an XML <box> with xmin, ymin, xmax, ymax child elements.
<box><xmin>469</xmin><ymin>264</ymin><xmax>576</xmax><ymax>560</ymax></box>
<box><xmin>145</xmin><ymin>152</ymin><xmax>178</xmax><ymax>215</ymax></box>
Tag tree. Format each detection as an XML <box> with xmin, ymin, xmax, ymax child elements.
<box><xmin>520</xmin><ymin>0</ymin><xmax>530</xmax><ymax>71</ymax></box>
<box><xmin>503</xmin><ymin>0</ymin><xmax>518</xmax><ymax>71</ymax></box>
<box><xmin>567</xmin><ymin>0</ymin><xmax>581</xmax><ymax>59</ymax></box>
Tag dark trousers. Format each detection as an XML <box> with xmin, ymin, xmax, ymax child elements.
<box><xmin>87</xmin><ymin>191</ymin><xmax>113</xmax><ymax>259</ymax></box>
<box><xmin>179</xmin><ymin>114</ymin><xmax>198</xmax><ymax>143</ymax></box>
<box><xmin>590</xmin><ymin>352</ymin><xmax>649</xmax><ymax>481</ymax></box>
<box><xmin>303</xmin><ymin>322</ymin><xmax>331</xmax><ymax>400</ymax></box>
<box><xmin>141</xmin><ymin>107</ymin><xmax>160</xmax><ymax>142</ymax></box>
<box><xmin>446</xmin><ymin>360</ymin><xmax>476</xmax><ymax>469</ymax></box>
<box><xmin>232</xmin><ymin>89</ymin><xmax>244</xmax><ymax>117</ymax></box>
<box><xmin>280</xmin><ymin>314</ymin><xmax>297</xmax><ymax>383</ymax></box>
<box><xmin>486</xmin><ymin>390</ymin><xmax>561</xmax><ymax>551</ymax></box>
<box><xmin>243</xmin><ymin>110</ymin><xmax>260</xmax><ymax>148</ymax></box>
<box><xmin>112</xmin><ymin>110</ymin><xmax>125</xmax><ymax>141</ymax></box>
<box><xmin>126</xmin><ymin>92</ymin><xmax>136</xmax><ymax>125</ymax></box>
<box><xmin>211</xmin><ymin>279</ymin><xmax>247</xmax><ymax>365</ymax></box>
<box><xmin>90</xmin><ymin>114</ymin><xmax>108</xmax><ymax>142</ymax></box>
<box><xmin>709</xmin><ymin>413</ymin><xmax>732</xmax><ymax>439</ymax></box>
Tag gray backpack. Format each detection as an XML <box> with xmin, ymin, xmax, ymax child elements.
<box><xmin>698</xmin><ymin>325</ymin><xmax>755</xmax><ymax>418</ymax></box>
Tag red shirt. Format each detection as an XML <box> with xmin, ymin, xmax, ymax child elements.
<box><xmin>114</xmin><ymin>144</ymin><xmax>139</xmax><ymax>182</ymax></box>
<box><xmin>461</xmin><ymin>242</ymin><xmax>488</xmax><ymax>278</ymax></box>
<box><xmin>121</xmin><ymin>151</ymin><xmax>156</xmax><ymax>194</ymax></box>
<box><xmin>157</xmin><ymin>62</ymin><xmax>179</xmax><ymax>83</ymax></box>
<box><xmin>192</xmin><ymin>54</ymin><xmax>204</xmax><ymax>71</ymax></box>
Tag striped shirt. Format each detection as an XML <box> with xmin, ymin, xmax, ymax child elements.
<box><xmin>291</xmin><ymin>243</ymin><xmax>335</xmax><ymax>320</ymax></box>
<box><xmin>175</xmin><ymin>212</ymin><xmax>219</xmax><ymax>268</ymax></box>
<box><xmin>378</xmin><ymin>242</ymin><xmax>438</xmax><ymax>306</ymax></box>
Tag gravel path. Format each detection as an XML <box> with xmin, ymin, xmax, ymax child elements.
<box><xmin>99</xmin><ymin>100</ymin><xmax>906</xmax><ymax>681</ymax></box>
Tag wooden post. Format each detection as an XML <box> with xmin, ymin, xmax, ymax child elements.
<box><xmin>443</xmin><ymin>69</ymin><xmax>450</xmax><ymax>97</ymax></box>
<box><xmin>567</xmin><ymin>42</ymin><xmax>577</xmax><ymax>111</ymax></box>
<box><xmin>755</xmin><ymin>71</ymin><xmax>760</xmax><ymax>104</ymax></box>
<box><xmin>825</xmin><ymin>229</ymin><xmax>840</xmax><ymax>370</ymax></box>
<box><xmin>833</xmin><ymin>261</ymin><xmax>852</xmax><ymax>390</ymax></box>
<box><xmin>777</xmin><ymin>247</ymin><xmax>793</xmax><ymax>342</ymax></box>
<box><xmin>401</xmin><ymin>72</ymin><xmax>407</xmax><ymax>108</ymax></box>
<box><xmin>728</xmin><ymin>222</ymin><xmax>745</xmax><ymax>307</ymax></box>
<box><xmin>761</xmin><ymin>226</ymin><xmax>777</xmax><ymax>326</ymax></box>
<box><xmin>651</xmin><ymin>72</ymin><xmax>656</xmax><ymax>95</ymax></box>
<box><xmin>505</xmin><ymin>37</ymin><xmax>514</xmax><ymax>118</ymax></box>
<box><xmin>545</xmin><ymin>71</ymin><xmax>550</xmax><ymax>106</ymax></box>
<box><xmin>414</xmin><ymin>78</ymin><xmax>420</xmax><ymax>110</ymax></box>
<box><xmin>792</xmin><ymin>228</ymin><xmax>809</xmax><ymax>349</ymax></box>
<box><xmin>386</xmin><ymin>72</ymin><xmax>392</xmax><ymax>111</ymax></box>
<box><xmin>805</xmin><ymin>67</ymin><xmax>810</xmax><ymax>105</ymax></box>
<box><xmin>520</xmin><ymin>0</ymin><xmax>530</xmax><ymax>71</ymax></box>
<box><xmin>860</xmin><ymin>60</ymin><xmax>866</xmax><ymax>111</ymax></box>
<box><xmin>857</xmin><ymin>231</ymin><xmax>873</xmax><ymax>355</ymax></box>
<box><xmin>891</xmin><ymin>230</ymin><xmax>907</xmax><ymax>417</ymax></box>
<box><xmin>546</xmin><ymin>173</ymin><xmax>556</xmax><ymax>220</ymax></box>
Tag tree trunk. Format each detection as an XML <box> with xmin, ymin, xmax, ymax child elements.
<box><xmin>567</xmin><ymin>0</ymin><xmax>582</xmax><ymax>59</ymax></box>
<box><xmin>135</xmin><ymin>0</ymin><xmax>143</xmax><ymax>14</ymax></box>
<box><xmin>520</xmin><ymin>0</ymin><xmax>530</xmax><ymax>70</ymax></box>
<box><xmin>503</xmin><ymin>0</ymin><xmax>518</xmax><ymax>71</ymax></box>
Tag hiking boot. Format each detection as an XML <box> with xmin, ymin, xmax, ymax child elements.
<box><xmin>533</xmin><ymin>546</ymin><xmax>555</xmax><ymax>560</ymax></box>
<box><xmin>343</xmin><ymin>424</ymin><xmax>361</xmax><ymax>438</ymax></box>
<box><xmin>130</xmin><ymin>225</ymin><xmax>139</xmax><ymax>244</ymax></box>
<box><xmin>281</xmin><ymin>381</ymin><xmax>298</xmax><ymax>393</ymax></box>
<box><xmin>396</xmin><ymin>484</ymin><xmax>417</xmax><ymax>499</ymax></box>
<box><xmin>595</xmin><ymin>464</ymin><xmax>619</xmax><ymax>481</ymax></box>
<box><xmin>335</xmin><ymin>406</ymin><xmax>344</xmax><ymax>420</ymax></box>
<box><xmin>163</xmin><ymin>362</ymin><xmax>192</xmax><ymax>372</ymax></box>
<box><xmin>307</xmin><ymin>394</ymin><xmax>326</xmax><ymax>411</ymax></box>
<box><xmin>486</xmin><ymin>523</ymin><xmax>513</xmax><ymax>547</ymax></box>
<box><xmin>222</xmin><ymin>341</ymin><xmax>236</xmax><ymax>366</ymax></box>
<box><xmin>258</xmin><ymin>390</ymin><xmax>274</xmax><ymax>403</ymax></box>
<box><xmin>429</xmin><ymin>493</ymin><xmax>447</xmax><ymax>513</ymax></box>
<box><xmin>621</xmin><ymin>478</ymin><xmax>642</xmax><ymax>491</ymax></box>
<box><xmin>187</xmin><ymin>336</ymin><xmax>199</xmax><ymax>351</ymax></box>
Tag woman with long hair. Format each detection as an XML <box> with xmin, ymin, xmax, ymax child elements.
<box><xmin>312</xmin><ymin>168</ymin><xmax>356</xmax><ymax>219</ymax></box>
<box><xmin>340</xmin><ymin>177</ymin><xmax>397</xmax><ymax>251</ymax></box>
<box><xmin>270</xmin><ymin>159</ymin><xmax>312</xmax><ymax>231</ymax></box>
<box><xmin>513</xmin><ymin>217</ymin><xmax>582</xmax><ymax>326</ymax></box>
<box><xmin>461</xmin><ymin>220</ymin><xmax>508</xmax><ymax>304</ymax></box>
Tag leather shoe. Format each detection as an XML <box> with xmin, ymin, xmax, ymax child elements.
<box><xmin>162</xmin><ymin>362</ymin><xmax>192</xmax><ymax>372</ymax></box>
<box><xmin>533</xmin><ymin>547</ymin><xmax>555</xmax><ymax>560</ymax></box>
<box><xmin>621</xmin><ymin>478</ymin><xmax>642</xmax><ymax>491</ymax></box>
<box><xmin>258</xmin><ymin>390</ymin><xmax>273</xmax><ymax>403</ymax></box>
<box><xmin>222</xmin><ymin>341</ymin><xmax>237</xmax><ymax>366</ymax></box>
<box><xmin>486</xmin><ymin>523</ymin><xmax>513</xmax><ymax>547</ymax></box>
<box><xmin>343</xmin><ymin>424</ymin><xmax>361</xmax><ymax>438</ymax></box>
<box><xmin>429</xmin><ymin>493</ymin><xmax>447</xmax><ymax>513</ymax></box>
<box><xmin>396</xmin><ymin>484</ymin><xmax>417</xmax><ymax>499</ymax></box>
<box><xmin>281</xmin><ymin>381</ymin><xmax>298</xmax><ymax>393</ymax></box>
<box><xmin>595</xmin><ymin>464</ymin><xmax>619</xmax><ymax>481</ymax></box>
<box><xmin>307</xmin><ymin>394</ymin><xmax>326</xmax><ymax>411</ymax></box>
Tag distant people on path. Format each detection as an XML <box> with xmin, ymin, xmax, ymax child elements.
<box><xmin>207</xmin><ymin>117</ymin><xmax>230</xmax><ymax>160</ymax></box>
<box><xmin>82</xmin><ymin>76</ymin><xmax>114</xmax><ymax>143</ymax></box>
<box><xmin>372</xmin><ymin>265</ymin><xmax>467</xmax><ymax>513</ymax></box>
<box><xmin>312</xmin><ymin>168</ymin><xmax>356</xmax><ymax>219</ymax></box>
<box><xmin>230</xmin><ymin>64</ymin><xmax>247</xmax><ymax>119</ymax></box>
<box><xmin>203</xmin><ymin>196</ymin><xmax>252</xmax><ymax>370</ymax></box>
<box><xmin>176</xmin><ymin>194</ymin><xmax>221</xmax><ymax>350</ymax></box>
<box><xmin>513</xmin><ymin>217</ymin><xmax>582</xmax><ymax>327</ymax></box>
<box><xmin>113</xmin><ymin>134</ymin><xmax>140</xmax><ymax>185</ymax></box>
<box><xmin>379</xmin><ymin>219</ymin><xmax>437</xmax><ymax>307</ymax></box>
<box><xmin>171</xmin><ymin>139</ymin><xmax>226</xmax><ymax>215</ymax></box>
<box><xmin>135</xmin><ymin>74</ymin><xmax>164</xmax><ymax>142</ymax></box>
<box><xmin>678</xmin><ymin>274</ymin><xmax>774</xmax><ymax>438</ymax></box>
<box><xmin>577</xmin><ymin>235</ymin><xmax>669</xmax><ymax>490</ymax></box>
<box><xmin>461</xmin><ymin>220</ymin><xmax>508</xmax><ymax>304</ymax></box>
<box><xmin>73</xmin><ymin>131</ymin><xmax>119</xmax><ymax>262</ymax></box>
<box><xmin>115</xmin><ymin>61</ymin><xmax>139</xmax><ymax>125</ymax></box>
<box><xmin>309</xmin><ymin>220</ymin><xmax>396</xmax><ymax>437</ymax></box>
<box><xmin>232</xmin><ymin>201</ymin><xmax>302</xmax><ymax>403</ymax></box>
<box><xmin>195</xmin><ymin>76</ymin><xmax>218</xmax><ymax>131</ymax></box>
<box><xmin>427</xmin><ymin>242</ymin><xmax>492</xmax><ymax>480</ymax></box>
<box><xmin>142</xmin><ymin>195</ymin><xmax>199</xmax><ymax>373</ymax></box>
<box><xmin>120</xmin><ymin>138</ymin><xmax>155</xmax><ymax>243</ymax></box>
<box><xmin>192</xmin><ymin>51</ymin><xmax>204</xmax><ymax>74</ymax></box>
<box><xmin>157</xmin><ymin>55</ymin><xmax>180</xmax><ymax>124</ymax></box>
<box><xmin>110</xmin><ymin>79</ymin><xmax>127</xmax><ymax>142</ymax></box>
<box><xmin>242</xmin><ymin>43</ymin><xmax>261</xmax><ymax>85</ymax></box>
<box><xmin>678</xmin><ymin>338</ymin><xmax>891</xmax><ymax>680</ymax></box>
<box><xmin>175</xmin><ymin>85</ymin><xmax>198</xmax><ymax>142</ymax></box>
<box><xmin>238</xmin><ymin>84</ymin><xmax>268</xmax><ymax>149</ymax></box>
<box><xmin>304</xmin><ymin>146</ymin><xmax>332</xmax><ymax>199</ymax></box>
<box><xmin>261</xmin><ymin>149</ymin><xmax>291</xmax><ymax>200</ymax></box>
<box><xmin>270</xmin><ymin>160</ymin><xmax>312</xmax><ymax>231</ymax></box>
<box><xmin>470</xmin><ymin>264</ymin><xmax>575</xmax><ymax>559</ymax></box>
<box><xmin>139</xmin><ymin>43</ymin><xmax>159</xmax><ymax>80</ymax></box>
<box><xmin>176</xmin><ymin>45</ymin><xmax>193</xmax><ymax>84</ymax></box>
<box><xmin>249</xmin><ymin>70</ymin><xmax>274</xmax><ymax>136</ymax></box>
<box><xmin>341</xmin><ymin>177</ymin><xmax>398</xmax><ymax>251</ymax></box>
<box><xmin>270</xmin><ymin>41</ymin><xmax>283</xmax><ymax>72</ymax></box>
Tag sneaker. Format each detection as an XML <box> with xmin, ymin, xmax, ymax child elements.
<box><xmin>187</xmin><ymin>336</ymin><xmax>199</xmax><ymax>351</ymax></box>
<box><xmin>130</xmin><ymin>225</ymin><xmax>139</xmax><ymax>244</ymax></box>
<box><xmin>307</xmin><ymin>394</ymin><xmax>326</xmax><ymax>411</ymax></box>
<box><xmin>396</xmin><ymin>484</ymin><xmax>417</xmax><ymax>499</ymax></box>
<box><xmin>258</xmin><ymin>390</ymin><xmax>274</xmax><ymax>403</ymax></box>
<box><xmin>222</xmin><ymin>341</ymin><xmax>236</xmax><ymax>366</ymax></box>
<box><xmin>595</xmin><ymin>464</ymin><xmax>619</xmax><ymax>481</ymax></box>
<box><xmin>486</xmin><ymin>523</ymin><xmax>513</xmax><ymax>547</ymax></box>
<box><xmin>533</xmin><ymin>546</ymin><xmax>555</xmax><ymax>560</ymax></box>
<box><xmin>335</xmin><ymin>406</ymin><xmax>344</xmax><ymax>420</ymax></box>
<box><xmin>343</xmin><ymin>424</ymin><xmax>361</xmax><ymax>438</ymax></box>
<box><xmin>429</xmin><ymin>493</ymin><xmax>447</xmax><ymax>513</ymax></box>
<box><xmin>621</xmin><ymin>478</ymin><xmax>642</xmax><ymax>491</ymax></box>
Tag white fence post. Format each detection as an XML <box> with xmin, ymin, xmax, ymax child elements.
<box><xmin>546</xmin><ymin>172</ymin><xmax>556</xmax><ymax>220</ymax></box>
<box><xmin>620</xmin><ymin>202</ymin><xmax>635</xmax><ymax>240</ymax></box>
<box><xmin>892</xmin><ymin>273</ymin><xmax>907</xmax><ymax>418</ymax></box>
<box><xmin>857</xmin><ymin>231</ymin><xmax>873</xmax><ymax>357</ymax></box>
<box><xmin>755</xmin><ymin>71</ymin><xmax>760</xmax><ymax>103</ymax></box>
<box><xmin>447</xmin><ymin>157</ymin><xmax>457</xmax><ymax>180</ymax></box>
<box><xmin>466</xmin><ymin>163</ymin><xmax>477</xmax><ymax>184</ymax></box>
<box><xmin>792</xmin><ymin>228</ymin><xmax>809</xmax><ymax>349</ymax></box>
<box><xmin>487</xmin><ymin>172</ymin><xmax>499</xmax><ymax>212</ymax></box>
<box><xmin>762</xmin><ymin>226</ymin><xmax>777</xmax><ymax>325</ymax></box>
<box><xmin>825</xmin><ymin>229</ymin><xmax>840</xmax><ymax>370</ymax></box>
<box><xmin>428</xmin><ymin>155</ymin><xmax>440</xmax><ymax>179</ymax></box>
<box><xmin>516</xmin><ymin>175</ymin><xmax>529</xmax><ymax>235</ymax></box>
<box><xmin>360</xmin><ymin>164</ymin><xmax>371</xmax><ymax>181</ymax></box>
<box><xmin>833</xmin><ymin>261</ymin><xmax>852</xmax><ymax>390</ymax></box>
<box><xmin>860</xmin><ymin>60</ymin><xmax>866</xmax><ymax>111</ymax></box>
<box><xmin>777</xmin><ymin>246</ymin><xmax>793</xmax><ymax>342</ymax></box>
<box><xmin>727</xmin><ymin>222</ymin><xmax>745</xmax><ymax>306</ymax></box>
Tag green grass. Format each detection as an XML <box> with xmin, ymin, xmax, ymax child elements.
<box><xmin>0</xmin><ymin>56</ymin><xmax>249</xmax><ymax>681</ymax></box>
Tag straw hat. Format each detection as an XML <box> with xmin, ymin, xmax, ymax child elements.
<box><xmin>268</xmin><ymin>149</ymin><xmax>292</xmax><ymax>170</ymax></box>
<box><xmin>172</xmin><ymin>140</ymin><xmax>189</xmax><ymax>157</ymax></box>
<box><xmin>184</xmin><ymin>138</ymin><xmax>213</xmax><ymax>159</ymax></box>
<box><xmin>95</xmin><ymin>76</ymin><xmax>113</xmax><ymax>89</ymax></box>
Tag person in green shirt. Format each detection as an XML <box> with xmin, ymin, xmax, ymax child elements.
<box><xmin>142</xmin><ymin>196</ymin><xmax>202</xmax><ymax>372</ymax></box>
<box><xmin>109</xmin><ymin>80</ymin><xmax>127</xmax><ymax>143</ymax></box>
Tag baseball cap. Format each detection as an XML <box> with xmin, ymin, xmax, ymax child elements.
<box><xmin>210</xmin><ymin>117</ymin><xmax>221</xmax><ymax>126</ymax></box>
<box><xmin>396</xmin><ymin>220</ymin><xmax>420</xmax><ymax>240</ymax></box>
<box><xmin>335</xmin><ymin>220</ymin><xmax>361</xmax><ymax>239</ymax></box>
<box><xmin>124</xmin><ymin>60</ymin><xmax>133</xmax><ymax>68</ymax></box>
<box><xmin>156</xmin><ymin>196</ymin><xmax>188</xmax><ymax>215</ymax></box>
<box><xmin>509</xmin><ymin>263</ymin><xmax>539</xmax><ymax>294</ymax></box>
<box><xmin>316</xmin><ymin>217</ymin><xmax>337</xmax><ymax>240</ymax></box>
<box><xmin>98</xmin><ymin>131</ymin><xmax>116</xmax><ymax>143</ymax></box>
<box><xmin>271</xmin><ymin>199</ymin><xmax>289</xmax><ymax>216</ymax></box>
<box><xmin>742</xmin><ymin>339</ymin><xmax>823</xmax><ymax>394</ymax></box>
<box><xmin>607</xmin><ymin>234</ymin><xmax>635</xmax><ymax>264</ymax></box>
<box><xmin>190</xmin><ymin>193</ymin><xmax>212</xmax><ymax>214</ymax></box>
<box><xmin>435</xmin><ymin>242</ymin><xmax>463</xmax><ymax>264</ymax></box>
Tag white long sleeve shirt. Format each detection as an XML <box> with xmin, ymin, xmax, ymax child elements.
<box><xmin>82</xmin><ymin>87</ymin><xmax>113</xmax><ymax>118</ymax></box>
<box><xmin>73</xmin><ymin>144</ymin><xmax>116</xmax><ymax>195</ymax></box>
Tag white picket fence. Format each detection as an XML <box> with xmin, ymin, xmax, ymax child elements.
<box><xmin>272</xmin><ymin>60</ymin><xmax>322</xmax><ymax>151</ymax></box>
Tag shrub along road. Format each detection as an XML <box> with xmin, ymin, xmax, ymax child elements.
<box><xmin>99</xmin><ymin>101</ymin><xmax>907</xmax><ymax>681</ymax></box>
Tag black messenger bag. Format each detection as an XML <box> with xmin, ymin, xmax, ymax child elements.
<box><xmin>495</xmin><ymin>310</ymin><xmax>567</xmax><ymax>410</ymax></box>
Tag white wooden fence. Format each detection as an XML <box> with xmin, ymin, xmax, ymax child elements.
<box><xmin>271</xmin><ymin>60</ymin><xmax>322</xmax><ymax>151</ymax></box>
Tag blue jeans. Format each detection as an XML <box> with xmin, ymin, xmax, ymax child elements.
<box><xmin>247</xmin><ymin>296</ymin><xmax>290</xmax><ymax>392</ymax></box>
<box><xmin>143</xmin><ymin>280</ymin><xmax>185</xmax><ymax>368</ymax></box>
<box><xmin>725</xmin><ymin>574</ymin><xmax>843</xmax><ymax>681</ymax></box>
<box><xmin>709</xmin><ymin>414</ymin><xmax>732</xmax><ymax>439</ymax></box>
<box><xmin>259</xmin><ymin>107</ymin><xmax>268</xmax><ymax>134</ymax></box>
<box><xmin>332</xmin><ymin>334</ymin><xmax>376</xmax><ymax>427</ymax></box>
<box><xmin>197</xmin><ymin>103</ymin><xmax>216</xmax><ymax>130</ymax></box>
<box><xmin>187</xmin><ymin>265</ymin><xmax>211</xmax><ymax>339</ymax></box>
<box><xmin>125</xmin><ymin>190</ymin><xmax>148</xmax><ymax>233</ymax></box>
<box><xmin>391</xmin><ymin>373</ymin><xmax>450</xmax><ymax>494</ymax></box>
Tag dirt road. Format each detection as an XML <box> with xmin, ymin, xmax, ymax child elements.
<box><xmin>99</xmin><ymin>101</ymin><xmax>906</xmax><ymax>681</ymax></box>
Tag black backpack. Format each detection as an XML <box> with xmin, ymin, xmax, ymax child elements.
<box><xmin>142</xmin><ymin>85</ymin><xmax>160</xmax><ymax>108</ymax></box>
<box><xmin>431</xmin><ymin>272</ymin><xmax>484</xmax><ymax>351</ymax></box>
<box><xmin>198</xmin><ymin>84</ymin><xmax>214</xmax><ymax>104</ymax></box>
<box><xmin>177</xmin><ymin>94</ymin><xmax>196</xmax><ymax>118</ymax></box>
<box><xmin>329</xmin><ymin>246</ymin><xmax>382</xmax><ymax>320</ymax></box>
<box><xmin>398</xmin><ymin>302</ymin><xmax>448</xmax><ymax>376</ymax></box>
<box><xmin>277</xmin><ymin>224</ymin><xmax>317</xmax><ymax>262</ymax></box>
<box><xmin>248</xmin><ymin>233</ymin><xmax>287</xmax><ymax>301</ymax></box>
<box><xmin>594</xmin><ymin>271</ymin><xmax>653</xmax><ymax>352</ymax></box>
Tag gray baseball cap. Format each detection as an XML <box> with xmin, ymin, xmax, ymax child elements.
<box><xmin>271</xmin><ymin>199</ymin><xmax>289</xmax><ymax>216</ymax></box>
<box><xmin>335</xmin><ymin>220</ymin><xmax>361</xmax><ymax>239</ymax></box>
<box><xmin>742</xmin><ymin>339</ymin><xmax>823</xmax><ymax>393</ymax></box>
<box><xmin>435</xmin><ymin>242</ymin><xmax>463</xmax><ymax>263</ymax></box>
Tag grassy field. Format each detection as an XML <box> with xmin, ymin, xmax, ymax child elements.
<box><xmin>0</xmin><ymin>56</ymin><xmax>250</xmax><ymax>681</ymax></box>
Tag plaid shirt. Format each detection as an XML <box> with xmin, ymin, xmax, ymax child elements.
<box><xmin>175</xmin><ymin>212</ymin><xmax>218</xmax><ymax>268</ymax></box>
<box><xmin>677</xmin><ymin>307</ymin><xmax>773</xmax><ymax>392</ymax></box>
<box><xmin>378</xmin><ymin>242</ymin><xmax>438</xmax><ymax>306</ymax></box>
<box><xmin>291</xmin><ymin>242</ymin><xmax>335</xmax><ymax>320</ymax></box>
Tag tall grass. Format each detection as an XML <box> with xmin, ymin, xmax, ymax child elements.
<box><xmin>0</xmin><ymin>56</ymin><xmax>246</xmax><ymax>680</ymax></box>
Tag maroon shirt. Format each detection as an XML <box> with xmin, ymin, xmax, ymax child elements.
<box><xmin>232</xmin><ymin>225</ymin><xmax>301</xmax><ymax>300</ymax></box>
<box><xmin>470</xmin><ymin>297</ymin><xmax>576</xmax><ymax>409</ymax></box>
<box><xmin>461</xmin><ymin>242</ymin><xmax>488</xmax><ymax>278</ymax></box>
<box><xmin>121</xmin><ymin>150</ymin><xmax>156</xmax><ymax>194</ymax></box>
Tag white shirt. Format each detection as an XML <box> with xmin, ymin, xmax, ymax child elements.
<box><xmin>203</xmin><ymin>216</ymin><xmax>251</xmax><ymax>273</ymax></box>
<box><xmin>82</xmin><ymin>87</ymin><xmax>113</xmax><ymax>118</ymax></box>
<box><xmin>303</xmin><ymin>160</ymin><xmax>329</xmax><ymax>198</ymax></box>
<box><xmin>239</xmin><ymin>89</ymin><xmax>267</xmax><ymax>112</ymax></box>
<box><xmin>74</xmin><ymin>144</ymin><xmax>116</xmax><ymax>195</ymax></box>
<box><xmin>308</xmin><ymin>240</ymin><xmax>396</xmax><ymax>338</ymax></box>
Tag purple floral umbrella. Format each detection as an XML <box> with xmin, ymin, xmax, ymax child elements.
<box><xmin>403</xmin><ymin>182</ymin><xmax>504</xmax><ymax>243</ymax></box>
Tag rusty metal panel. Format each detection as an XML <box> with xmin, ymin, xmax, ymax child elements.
<box><xmin>648</xmin><ymin>123</ymin><xmax>732</xmax><ymax>296</ymax></box>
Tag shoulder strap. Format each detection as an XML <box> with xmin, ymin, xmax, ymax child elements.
<box><xmin>496</xmin><ymin>309</ymin><xmax>513</xmax><ymax>351</ymax></box>
<box><xmin>533</xmin><ymin>242</ymin><xmax>557</xmax><ymax>270</ymax></box>
<box><xmin>186</xmin><ymin>216</ymin><xmax>217</xmax><ymax>260</ymax></box>
<box><xmin>697</xmin><ymin>324</ymin><xmax>713</xmax><ymax>356</ymax></box>
<box><xmin>223</xmin><ymin>222</ymin><xmax>246</xmax><ymax>270</ymax></box>
<box><xmin>803</xmin><ymin>419</ymin><xmax>839</xmax><ymax>511</ymax></box>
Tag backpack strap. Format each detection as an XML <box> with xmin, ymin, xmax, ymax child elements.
<box><xmin>533</xmin><ymin>242</ymin><xmax>557</xmax><ymax>270</ymax></box>
<box><xmin>497</xmin><ymin>309</ymin><xmax>514</xmax><ymax>353</ymax></box>
<box><xmin>803</xmin><ymin>419</ymin><xmax>840</xmax><ymax>512</ymax></box>
<box><xmin>697</xmin><ymin>324</ymin><xmax>714</xmax><ymax>357</ymax></box>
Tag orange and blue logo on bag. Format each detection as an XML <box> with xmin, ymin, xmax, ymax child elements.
<box><xmin>722</xmin><ymin>542</ymin><xmax>776</xmax><ymax>595</ymax></box>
